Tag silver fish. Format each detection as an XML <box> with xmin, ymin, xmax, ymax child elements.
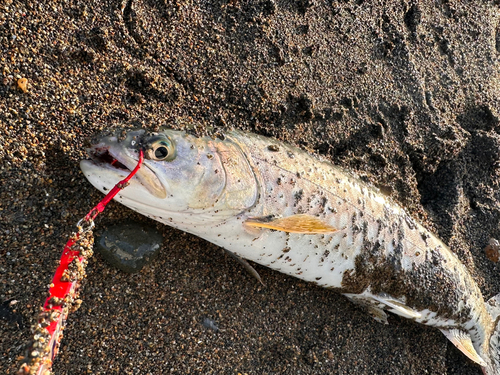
<box><xmin>81</xmin><ymin>128</ymin><xmax>500</xmax><ymax>374</ymax></box>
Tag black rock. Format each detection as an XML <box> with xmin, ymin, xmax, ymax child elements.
<box><xmin>202</xmin><ymin>317</ymin><xmax>219</xmax><ymax>332</ymax></box>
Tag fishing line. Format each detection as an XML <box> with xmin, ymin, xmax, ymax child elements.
<box><xmin>17</xmin><ymin>150</ymin><xmax>144</xmax><ymax>375</ymax></box>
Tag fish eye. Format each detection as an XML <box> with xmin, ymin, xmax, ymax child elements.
<box><xmin>146</xmin><ymin>138</ymin><xmax>176</xmax><ymax>161</ymax></box>
<box><xmin>155</xmin><ymin>144</ymin><xmax>169</xmax><ymax>158</ymax></box>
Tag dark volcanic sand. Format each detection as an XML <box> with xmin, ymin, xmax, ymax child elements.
<box><xmin>1</xmin><ymin>1</ymin><xmax>500</xmax><ymax>374</ymax></box>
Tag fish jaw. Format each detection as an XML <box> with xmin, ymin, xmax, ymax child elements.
<box><xmin>80</xmin><ymin>136</ymin><xmax>167</xmax><ymax>199</ymax></box>
<box><xmin>80</xmin><ymin>158</ymin><xmax>156</xmax><ymax>204</ymax></box>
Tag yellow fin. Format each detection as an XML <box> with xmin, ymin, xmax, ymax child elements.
<box><xmin>244</xmin><ymin>214</ymin><xmax>337</xmax><ymax>234</ymax></box>
<box><xmin>440</xmin><ymin>329</ymin><xmax>486</xmax><ymax>366</ymax></box>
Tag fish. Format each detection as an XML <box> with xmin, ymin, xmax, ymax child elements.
<box><xmin>80</xmin><ymin>127</ymin><xmax>500</xmax><ymax>374</ymax></box>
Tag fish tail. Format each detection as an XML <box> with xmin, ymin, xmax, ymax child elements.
<box><xmin>483</xmin><ymin>293</ymin><xmax>500</xmax><ymax>375</ymax></box>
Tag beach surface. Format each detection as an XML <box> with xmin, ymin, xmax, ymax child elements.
<box><xmin>1</xmin><ymin>1</ymin><xmax>500</xmax><ymax>374</ymax></box>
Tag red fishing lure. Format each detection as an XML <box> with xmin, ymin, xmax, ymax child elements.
<box><xmin>18</xmin><ymin>150</ymin><xmax>144</xmax><ymax>375</ymax></box>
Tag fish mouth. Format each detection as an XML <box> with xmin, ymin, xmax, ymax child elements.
<box><xmin>85</xmin><ymin>142</ymin><xmax>167</xmax><ymax>199</ymax></box>
<box><xmin>89</xmin><ymin>146</ymin><xmax>131</xmax><ymax>172</ymax></box>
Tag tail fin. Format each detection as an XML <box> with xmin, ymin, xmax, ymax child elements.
<box><xmin>483</xmin><ymin>293</ymin><xmax>500</xmax><ymax>375</ymax></box>
<box><xmin>440</xmin><ymin>328</ymin><xmax>486</xmax><ymax>366</ymax></box>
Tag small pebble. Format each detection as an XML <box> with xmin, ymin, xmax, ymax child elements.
<box><xmin>485</xmin><ymin>238</ymin><xmax>500</xmax><ymax>263</ymax></box>
<box><xmin>17</xmin><ymin>77</ymin><xmax>28</xmax><ymax>93</ymax></box>
<box><xmin>202</xmin><ymin>317</ymin><xmax>219</xmax><ymax>332</ymax></box>
<box><xmin>0</xmin><ymin>298</ymin><xmax>23</xmax><ymax>329</ymax></box>
<box><xmin>96</xmin><ymin>221</ymin><xmax>163</xmax><ymax>273</ymax></box>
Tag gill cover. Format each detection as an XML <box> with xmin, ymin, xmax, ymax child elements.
<box><xmin>213</xmin><ymin>139</ymin><xmax>259</xmax><ymax>211</ymax></box>
<box><xmin>176</xmin><ymin>136</ymin><xmax>259</xmax><ymax>212</ymax></box>
<box><xmin>140</xmin><ymin>130</ymin><xmax>259</xmax><ymax>214</ymax></box>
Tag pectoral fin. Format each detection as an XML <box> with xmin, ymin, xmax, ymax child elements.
<box><xmin>440</xmin><ymin>329</ymin><xmax>486</xmax><ymax>366</ymax></box>
<box><xmin>225</xmin><ymin>250</ymin><xmax>264</xmax><ymax>286</ymax></box>
<box><xmin>244</xmin><ymin>214</ymin><xmax>337</xmax><ymax>234</ymax></box>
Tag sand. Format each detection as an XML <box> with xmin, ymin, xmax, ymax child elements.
<box><xmin>2</xmin><ymin>0</ymin><xmax>500</xmax><ymax>374</ymax></box>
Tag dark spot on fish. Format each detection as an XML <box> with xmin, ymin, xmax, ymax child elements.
<box><xmin>213</xmin><ymin>129</ymin><xmax>225</xmax><ymax>141</ymax></box>
<box><xmin>315</xmin><ymin>277</ymin><xmax>322</xmax><ymax>281</ymax></box>
<box><xmin>283</xmin><ymin>247</ymin><xmax>291</xmax><ymax>253</ymax></box>
<box><xmin>287</xmin><ymin>151</ymin><xmax>295</xmax><ymax>159</ymax></box>
<box><xmin>207</xmin><ymin>153</ymin><xmax>214</xmax><ymax>159</ymax></box>
<box><xmin>361</xmin><ymin>221</ymin><xmax>369</xmax><ymax>238</ymax></box>
<box><xmin>320</xmin><ymin>196</ymin><xmax>328</xmax><ymax>208</ymax></box>
<box><xmin>352</xmin><ymin>224</ymin><xmax>361</xmax><ymax>235</ymax></box>
<box><xmin>405</xmin><ymin>215</ymin><xmax>417</xmax><ymax>230</ymax></box>
<box><xmin>294</xmin><ymin>189</ymin><xmax>304</xmax><ymax>203</ymax></box>
<box><xmin>277</xmin><ymin>177</ymin><xmax>282</xmax><ymax>185</ymax></box>
<box><xmin>267</xmin><ymin>144</ymin><xmax>279</xmax><ymax>152</ymax></box>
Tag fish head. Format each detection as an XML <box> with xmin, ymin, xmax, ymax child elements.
<box><xmin>80</xmin><ymin>128</ymin><xmax>259</xmax><ymax>224</ymax></box>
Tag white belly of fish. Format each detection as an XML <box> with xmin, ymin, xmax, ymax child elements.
<box><xmin>210</xmin><ymin>220</ymin><xmax>359</xmax><ymax>288</ymax></box>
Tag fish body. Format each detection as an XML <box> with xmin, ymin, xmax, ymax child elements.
<box><xmin>81</xmin><ymin>128</ymin><xmax>500</xmax><ymax>374</ymax></box>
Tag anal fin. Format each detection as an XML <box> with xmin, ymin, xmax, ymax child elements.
<box><xmin>370</xmin><ymin>293</ymin><xmax>422</xmax><ymax>320</ymax></box>
<box><xmin>440</xmin><ymin>329</ymin><xmax>486</xmax><ymax>366</ymax></box>
<box><xmin>344</xmin><ymin>293</ymin><xmax>389</xmax><ymax>324</ymax></box>
<box><xmin>366</xmin><ymin>305</ymin><xmax>389</xmax><ymax>324</ymax></box>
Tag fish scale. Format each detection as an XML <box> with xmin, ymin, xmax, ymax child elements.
<box><xmin>81</xmin><ymin>128</ymin><xmax>500</xmax><ymax>374</ymax></box>
<box><xmin>231</xmin><ymin>132</ymin><xmax>441</xmax><ymax>288</ymax></box>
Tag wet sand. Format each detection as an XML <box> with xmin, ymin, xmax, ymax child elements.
<box><xmin>1</xmin><ymin>1</ymin><xmax>500</xmax><ymax>374</ymax></box>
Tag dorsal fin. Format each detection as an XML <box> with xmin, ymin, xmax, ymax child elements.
<box><xmin>244</xmin><ymin>214</ymin><xmax>337</xmax><ymax>234</ymax></box>
<box><xmin>440</xmin><ymin>329</ymin><xmax>486</xmax><ymax>366</ymax></box>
